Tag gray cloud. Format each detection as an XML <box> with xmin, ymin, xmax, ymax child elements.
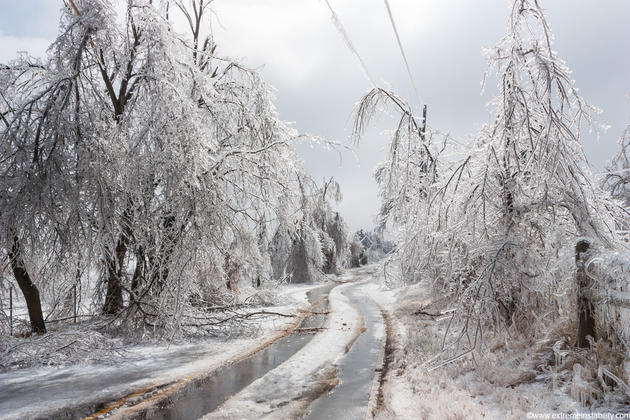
<box><xmin>1</xmin><ymin>0</ymin><xmax>628</xmax><ymax>232</ymax></box>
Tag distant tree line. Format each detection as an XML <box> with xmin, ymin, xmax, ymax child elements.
<box><xmin>348</xmin><ymin>229</ymin><xmax>394</xmax><ymax>267</ymax></box>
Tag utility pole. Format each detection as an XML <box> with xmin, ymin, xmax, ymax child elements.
<box><xmin>420</xmin><ymin>104</ymin><xmax>427</xmax><ymax>141</ymax></box>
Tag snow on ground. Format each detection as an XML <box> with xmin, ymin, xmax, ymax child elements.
<box><xmin>202</xmin><ymin>281</ymin><xmax>365</xmax><ymax>419</ymax></box>
<box><xmin>364</xmin><ymin>279</ymin><xmax>597</xmax><ymax>420</ymax></box>
<box><xmin>0</xmin><ymin>284</ymin><xmax>320</xmax><ymax>420</ymax></box>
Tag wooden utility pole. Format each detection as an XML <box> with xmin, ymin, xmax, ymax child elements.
<box><xmin>420</xmin><ymin>104</ymin><xmax>427</xmax><ymax>141</ymax></box>
<box><xmin>576</xmin><ymin>239</ymin><xmax>595</xmax><ymax>348</ymax></box>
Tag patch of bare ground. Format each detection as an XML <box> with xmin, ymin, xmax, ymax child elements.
<box><xmin>370</xmin><ymin>304</ymin><xmax>396</xmax><ymax>419</ymax></box>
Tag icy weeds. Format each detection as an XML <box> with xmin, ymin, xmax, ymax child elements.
<box><xmin>0</xmin><ymin>287</ymin><xmax>296</xmax><ymax>372</ymax></box>
<box><xmin>372</xmin><ymin>282</ymin><xmax>630</xmax><ymax>419</ymax></box>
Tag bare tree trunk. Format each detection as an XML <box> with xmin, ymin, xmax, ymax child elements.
<box><xmin>157</xmin><ymin>215</ymin><xmax>176</xmax><ymax>288</ymax></box>
<box><xmin>576</xmin><ymin>239</ymin><xmax>595</xmax><ymax>348</ymax></box>
<box><xmin>8</xmin><ymin>236</ymin><xmax>46</xmax><ymax>334</ymax></box>
<box><xmin>130</xmin><ymin>246</ymin><xmax>144</xmax><ymax>304</ymax></box>
<box><xmin>102</xmin><ymin>204</ymin><xmax>133</xmax><ymax>315</ymax></box>
<box><xmin>102</xmin><ymin>238</ymin><xmax>127</xmax><ymax>314</ymax></box>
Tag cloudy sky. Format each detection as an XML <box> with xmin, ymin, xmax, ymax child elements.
<box><xmin>1</xmin><ymin>0</ymin><xmax>628</xmax><ymax>231</ymax></box>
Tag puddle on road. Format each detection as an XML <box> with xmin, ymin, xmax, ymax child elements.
<box><xmin>10</xmin><ymin>283</ymin><xmax>334</xmax><ymax>420</ymax></box>
<box><xmin>137</xmin><ymin>336</ymin><xmax>312</xmax><ymax>420</ymax></box>
<box><xmin>304</xmin><ymin>282</ymin><xmax>384</xmax><ymax>420</ymax></box>
<box><xmin>127</xmin><ymin>283</ymin><xmax>334</xmax><ymax>420</ymax></box>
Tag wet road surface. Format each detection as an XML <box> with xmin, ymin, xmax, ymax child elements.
<box><xmin>1</xmin><ymin>273</ymin><xmax>386</xmax><ymax>420</ymax></box>
<box><xmin>137</xmin><ymin>284</ymin><xmax>333</xmax><ymax>420</ymax></box>
<box><xmin>0</xmin><ymin>284</ymin><xmax>332</xmax><ymax>420</ymax></box>
<box><xmin>304</xmin><ymin>281</ymin><xmax>385</xmax><ymax>420</ymax></box>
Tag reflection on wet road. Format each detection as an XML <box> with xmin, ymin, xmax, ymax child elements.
<box><xmin>305</xmin><ymin>281</ymin><xmax>385</xmax><ymax>420</ymax></box>
<box><xmin>132</xmin><ymin>284</ymin><xmax>333</xmax><ymax>420</ymax></box>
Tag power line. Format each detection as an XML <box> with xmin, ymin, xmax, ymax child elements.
<box><xmin>382</xmin><ymin>0</ymin><xmax>423</xmax><ymax>106</ymax></box>
<box><xmin>323</xmin><ymin>0</ymin><xmax>377</xmax><ymax>87</ymax></box>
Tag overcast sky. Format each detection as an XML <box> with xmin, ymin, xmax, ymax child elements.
<box><xmin>1</xmin><ymin>0</ymin><xmax>628</xmax><ymax>231</ymax></box>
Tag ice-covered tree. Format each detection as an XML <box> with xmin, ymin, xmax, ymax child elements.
<box><xmin>354</xmin><ymin>0</ymin><xmax>625</xmax><ymax>355</ymax></box>
<box><xmin>270</xmin><ymin>174</ymin><xmax>350</xmax><ymax>283</ymax></box>
<box><xmin>348</xmin><ymin>233</ymin><xmax>366</xmax><ymax>268</ymax></box>
<box><xmin>0</xmin><ymin>0</ymin><xmax>308</xmax><ymax>335</ymax></box>
<box><xmin>605</xmin><ymin>113</ymin><xmax>630</xmax><ymax>207</ymax></box>
<box><xmin>437</xmin><ymin>0</ymin><xmax>622</xmax><ymax>336</ymax></box>
<box><xmin>0</xmin><ymin>9</ymin><xmax>101</xmax><ymax>332</ymax></box>
<box><xmin>353</xmin><ymin>86</ymin><xmax>440</xmax><ymax>285</ymax></box>
<box><xmin>312</xmin><ymin>177</ymin><xmax>349</xmax><ymax>274</ymax></box>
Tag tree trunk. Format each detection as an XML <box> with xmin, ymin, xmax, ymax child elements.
<box><xmin>130</xmin><ymin>246</ymin><xmax>144</xmax><ymax>304</ymax></box>
<box><xmin>8</xmin><ymin>237</ymin><xmax>46</xmax><ymax>334</ymax></box>
<box><xmin>102</xmin><ymin>205</ymin><xmax>133</xmax><ymax>315</ymax></box>
<box><xmin>148</xmin><ymin>215</ymin><xmax>178</xmax><ymax>294</ymax></box>
<box><xmin>102</xmin><ymin>235</ymin><xmax>128</xmax><ymax>314</ymax></box>
<box><xmin>576</xmin><ymin>239</ymin><xmax>595</xmax><ymax>348</ymax></box>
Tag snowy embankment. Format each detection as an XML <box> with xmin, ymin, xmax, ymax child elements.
<box><xmin>203</xmin><ymin>281</ymin><xmax>364</xmax><ymax>419</ymax></box>
<box><xmin>0</xmin><ymin>285</ymin><xmax>318</xmax><ymax>420</ymax></box>
<box><xmin>365</xmin><ymin>282</ymin><xmax>584</xmax><ymax>419</ymax></box>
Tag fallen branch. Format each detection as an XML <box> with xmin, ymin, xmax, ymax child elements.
<box><xmin>412</xmin><ymin>307</ymin><xmax>455</xmax><ymax>318</ymax></box>
<box><xmin>294</xmin><ymin>327</ymin><xmax>326</xmax><ymax>333</ymax></box>
<box><xmin>305</xmin><ymin>311</ymin><xmax>330</xmax><ymax>315</ymax></box>
<box><xmin>181</xmin><ymin>310</ymin><xmax>295</xmax><ymax>327</ymax></box>
<box><xmin>53</xmin><ymin>340</ymin><xmax>78</xmax><ymax>353</ymax></box>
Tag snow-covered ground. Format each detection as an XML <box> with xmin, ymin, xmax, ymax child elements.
<box><xmin>4</xmin><ymin>268</ymin><xmax>626</xmax><ymax>420</ymax></box>
<box><xmin>364</xmin><ymin>280</ymin><xmax>630</xmax><ymax>419</ymax></box>
<box><xmin>0</xmin><ymin>284</ymin><xmax>320</xmax><ymax>420</ymax></box>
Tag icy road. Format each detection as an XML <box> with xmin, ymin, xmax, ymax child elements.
<box><xmin>0</xmin><ymin>267</ymin><xmax>387</xmax><ymax>419</ymax></box>
<box><xmin>204</xmin><ymin>268</ymin><xmax>386</xmax><ymax>419</ymax></box>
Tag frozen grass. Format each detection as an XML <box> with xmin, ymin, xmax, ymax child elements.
<box><xmin>1</xmin><ymin>319</ymin><xmax>126</xmax><ymax>370</ymax></box>
<box><xmin>366</xmin><ymin>277</ymin><xmax>630</xmax><ymax>419</ymax></box>
<box><xmin>0</xmin><ymin>283</ymin><xmax>312</xmax><ymax>371</ymax></box>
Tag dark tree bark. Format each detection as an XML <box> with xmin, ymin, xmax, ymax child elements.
<box><xmin>130</xmin><ymin>246</ymin><xmax>145</xmax><ymax>304</ymax></box>
<box><xmin>102</xmin><ymin>237</ymin><xmax>127</xmax><ymax>314</ymax></box>
<box><xmin>323</xmin><ymin>248</ymin><xmax>335</xmax><ymax>274</ymax></box>
<box><xmin>92</xmin><ymin>15</ymin><xmax>140</xmax><ymax>315</ymax></box>
<box><xmin>8</xmin><ymin>236</ymin><xmax>46</xmax><ymax>334</ymax></box>
<box><xmin>102</xmin><ymin>204</ymin><xmax>133</xmax><ymax>315</ymax></box>
<box><xmin>576</xmin><ymin>239</ymin><xmax>595</xmax><ymax>348</ymax></box>
<box><xmin>156</xmin><ymin>215</ymin><xmax>176</xmax><ymax>289</ymax></box>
